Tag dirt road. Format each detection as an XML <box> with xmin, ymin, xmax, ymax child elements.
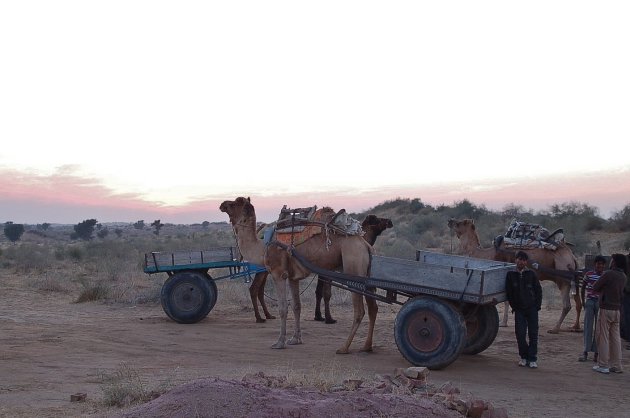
<box><xmin>1</xmin><ymin>276</ymin><xmax>629</xmax><ymax>418</ymax></box>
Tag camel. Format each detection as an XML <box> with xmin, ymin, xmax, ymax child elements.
<box><xmin>220</xmin><ymin>197</ymin><xmax>376</xmax><ymax>353</ymax></box>
<box><xmin>314</xmin><ymin>215</ymin><xmax>393</xmax><ymax>324</ymax></box>
<box><xmin>447</xmin><ymin>218</ymin><xmax>581</xmax><ymax>334</ymax></box>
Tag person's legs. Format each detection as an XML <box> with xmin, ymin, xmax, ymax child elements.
<box><xmin>526</xmin><ymin>307</ymin><xmax>539</xmax><ymax>363</ymax></box>
<box><xmin>609</xmin><ymin>310</ymin><xmax>622</xmax><ymax>370</ymax></box>
<box><xmin>582</xmin><ymin>299</ymin><xmax>596</xmax><ymax>357</ymax></box>
<box><xmin>514</xmin><ymin>310</ymin><xmax>528</xmax><ymax>361</ymax></box>
<box><xmin>596</xmin><ymin>309</ymin><xmax>612</xmax><ymax>368</ymax></box>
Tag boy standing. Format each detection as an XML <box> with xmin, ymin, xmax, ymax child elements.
<box><xmin>506</xmin><ymin>251</ymin><xmax>543</xmax><ymax>368</ymax></box>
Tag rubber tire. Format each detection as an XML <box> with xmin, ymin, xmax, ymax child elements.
<box><xmin>462</xmin><ymin>304</ymin><xmax>500</xmax><ymax>355</ymax></box>
<box><xmin>161</xmin><ymin>271</ymin><xmax>217</xmax><ymax>324</ymax></box>
<box><xmin>394</xmin><ymin>296</ymin><xmax>466</xmax><ymax>370</ymax></box>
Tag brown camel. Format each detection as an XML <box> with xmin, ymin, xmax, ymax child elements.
<box><xmin>447</xmin><ymin>218</ymin><xmax>581</xmax><ymax>334</ymax></box>
<box><xmin>220</xmin><ymin>197</ymin><xmax>376</xmax><ymax>353</ymax></box>
<box><xmin>314</xmin><ymin>215</ymin><xmax>393</xmax><ymax>323</ymax></box>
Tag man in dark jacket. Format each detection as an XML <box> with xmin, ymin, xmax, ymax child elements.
<box><xmin>592</xmin><ymin>253</ymin><xmax>628</xmax><ymax>374</ymax></box>
<box><xmin>506</xmin><ymin>250</ymin><xmax>543</xmax><ymax>368</ymax></box>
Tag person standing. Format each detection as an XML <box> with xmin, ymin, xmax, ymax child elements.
<box><xmin>506</xmin><ymin>250</ymin><xmax>543</xmax><ymax>369</ymax></box>
<box><xmin>592</xmin><ymin>253</ymin><xmax>628</xmax><ymax>374</ymax></box>
<box><xmin>578</xmin><ymin>255</ymin><xmax>606</xmax><ymax>362</ymax></box>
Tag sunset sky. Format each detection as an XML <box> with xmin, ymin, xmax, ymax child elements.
<box><xmin>1</xmin><ymin>2</ymin><xmax>629</xmax><ymax>225</ymax></box>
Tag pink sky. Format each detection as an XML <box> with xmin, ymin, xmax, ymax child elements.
<box><xmin>2</xmin><ymin>167</ymin><xmax>628</xmax><ymax>225</ymax></box>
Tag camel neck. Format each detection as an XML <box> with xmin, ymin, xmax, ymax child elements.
<box><xmin>231</xmin><ymin>222</ymin><xmax>265</xmax><ymax>265</ymax></box>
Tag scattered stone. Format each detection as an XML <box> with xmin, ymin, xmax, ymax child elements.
<box><xmin>402</xmin><ymin>366</ymin><xmax>430</xmax><ymax>380</ymax></box>
<box><xmin>468</xmin><ymin>399</ymin><xmax>487</xmax><ymax>418</ymax></box>
<box><xmin>70</xmin><ymin>393</ymin><xmax>86</xmax><ymax>402</ymax></box>
<box><xmin>439</xmin><ymin>381</ymin><xmax>460</xmax><ymax>395</ymax></box>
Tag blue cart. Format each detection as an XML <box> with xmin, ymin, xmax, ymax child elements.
<box><xmin>144</xmin><ymin>247</ymin><xmax>265</xmax><ymax>324</ymax></box>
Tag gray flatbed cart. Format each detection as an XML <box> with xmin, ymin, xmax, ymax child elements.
<box><xmin>290</xmin><ymin>248</ymin><xmax>513</xmax><ymax>369</ymax></box>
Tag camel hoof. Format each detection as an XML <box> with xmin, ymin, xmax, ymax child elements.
<box><xmin>266</xmin><ymin>315</ymin><xmax>276</xmax><ymax>320</ymax></box>
<box><xmin>359</xmin><ymin>346</ymin><xmax>373</xmax><ymax>353</ymax></box>
<box><xmin>336</xmin><ymin>348</ymin><xmax>350</xmax><ymax>355</ymax></box>
<box><xmin>314</xmin><ymin>316</ymin><xmax>325</xmax><ymax>322</ymax></box>
<box><xmin>325</xmin><ymin>319</ymin><xmax>337</xmax><ymax>325</ymax></box>
<box><xmin>271</xmin><ymin>342</ymin><xmax>286</xmax><ymax>349</ymax></box>
<box><xmin>287</xmin><ymin>337</ymin><xmax>303</xmax><ymax>345</ymax></box>
<box><xmin>547</xmin><ymin>329</ymin><xmax>560</xmax><ymax>334</ymax></box>
<box><xmin>256</xmin><ymin>318</ymin><xmax>266</xmax><ymax>323</ymax></box>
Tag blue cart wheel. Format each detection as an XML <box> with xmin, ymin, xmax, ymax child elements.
<box><xmin>462</xmin><ymin>304</ymin><xmax>499</xmax><ymax>355</ymax></box>
<box><xmin>394</xmin><ymin>296</ymin><xmax>466</xmax><ymax>370</ymax></box>
<box><xmin>161</xmin><ymin>271</ymin><xmax>217</xmax><ymax>324</ymax></box>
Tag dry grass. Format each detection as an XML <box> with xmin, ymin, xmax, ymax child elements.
<box><xmin>98</xmin><ymin>362</ymin><xmax>173</xmax><ymax>407</ymax></box>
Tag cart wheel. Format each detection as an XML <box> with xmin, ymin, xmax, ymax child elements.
<box><xmin>462</xmin><ymin>304</ymin><xmax>499</xmax><ymax>355</ymax></box>
<box><xmin>394</xmin><ymin>296</ymin><xmax>466</xmax><ymax>370</ymax></box>
<box><xmin>161</xmin><ymin>272</ymin><xmax>217</xmax><ymax>324</ymax></box>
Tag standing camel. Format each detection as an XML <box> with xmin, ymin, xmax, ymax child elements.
<box><xmin>220</xmin><ymin>197</ymin><xmax>377</xmax><ymax>353</ymax></box>
<box><xmin>447</xmin><ymin>218</ymin><xmax>581</xmax><ymax>334</ymax></box>
<box><xmin>314</xmin><ymin>215</ymin><xmax>393</xmax><ymax>323</ymax></box>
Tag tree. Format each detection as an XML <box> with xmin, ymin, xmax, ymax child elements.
<box><xmin>610</xmin><ymin>203</ymin><xmax>630</xmax><ymax>232</ymax></box>
<box><xmin>133</xmin><ymin>220</ymin><xmax>145</xmax><ymax>230</ymax></box>
<box><xmin>97</xmin><ymin>228</ymin><xmax>109</xmax><ymax>239</ymax></box>
<box><xmin>202</xmin><ymin>221</ymin><xmax>210</xmax><ymax>229</ymax></box>
<box><xmin>151</xmin><ymin>220</ymin><xmax>164</xmax><ymax>236</ymax></box>
<box><xmin>37</xmin><ymin>223</ymin><xmax>51</xmax><ymax>231</ymax></box>
<box><xmin>71</xmin><ymin>219</ymin><xmax>97</xmax><ymax>240</ymax></box>
<box><xmin>114</xmin><ymin>228</ymin><xmax>123</xmax><ymax>238</ymax></box>
<box><xmin>4</xmin><ymin>222</ymin><xmax>25</xmax><ymax>243</ymax></box>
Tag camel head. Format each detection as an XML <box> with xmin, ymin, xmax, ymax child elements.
<box><xmin>219</xmin><ymin>197</ymin><xmax>256</xmax><ymax>226</ymax></box>
<box><xmin>362</xmin><ymin>215</ymin><xmax>393</xmax><ymax>233</ymax></box>
<box><xmin>447</xmin><ymin>218</ymin><xmax>475</xmax><ymax>238</ymax></box>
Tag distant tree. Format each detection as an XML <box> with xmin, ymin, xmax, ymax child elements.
<box><xmin>409</xmin><ymin>198</ymin><xmax>425</xmax><ymax>214</ymax></box>
<box><xmin>202</xmin><ymin>221</ymin><xmax>210</xmax><ymax>229</ymax></box>
<box><xmin>133</xmin><ymin>220</ymin><xmax>145</xmax><ymax>230</ymax></box>
<box><xmin>449</xmin><ymin>199</ymin><xmax>488</xmax><ymax>220</ymax></box>
<box><xmin>151</xmin><ymin>220</ymin><xmax>164</xmax><ymax>236</ymax></box>
<box><xmin>37</xmin><ymin>223</ymin><xmax>51</xmax><ymax>231</ymax></box>
<box><xmin>96</xmin><ymin>223</ymin><xmax>103</xmax><ymax>230</ymax></box>
<box><xmin>97</xmin><ymin>228</ymin><xmax>109</xmax><ymax>239</ymax></box>
<box><xmin>114</xmin><ymin>228</ymin><xmax>123</xmax><ymax>238</ymax></box>
<box><xmin>610</xmin><ymin>203</ymin><xmax>630</xmax><ymax>232</ymax></box>
<box><xmin>4</xmin><ymin>222</ymin><xmax>25</xmax><ymax>243</ymax></box>
<box><xmin>71</xmin><ymin>219</ymin><xmax>97</xmax><ymax>240</ymax></box>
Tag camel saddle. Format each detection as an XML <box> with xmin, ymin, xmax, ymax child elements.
<box><xmin>272</xmin><ymin>205</ymin><xmax>363</xmax><ymax>247</ymax></box>
<box><xmin>495</xmin><ymin>220</ymin><xmax>564</xmax><ymax>251</ymax></box>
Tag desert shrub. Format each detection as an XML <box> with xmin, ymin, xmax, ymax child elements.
<box><xmin>75</xmin><ymin>279</ymin><xmax>110</xmax><ymax>303</ymax></box>
<box><xmin>99</xmin><ymin>363</ymin><xmax>157</xmax><ymax>407</ymax></box>
<box><xmin>29</xmin><ymin>272</ymin><xmax>66</xmax><ymax>292</ymax></box>
<box><xmin>66</xmin><ymin>246</ymin><xmax>84</xmax><ymax>261</ymax></box>
<box><xmin>379</xmin><ymin>238</ymin><xmax>416</xmax><ymax>260</ymax></box>
<box><xmin>3</xmin><ymin>243</ymin><xmax>54</xmax><ymax>273</ymax></box>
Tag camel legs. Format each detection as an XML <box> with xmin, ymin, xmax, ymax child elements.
<box><xmin>359</xmin><ymin>292</ymin><xmax>378</xmax><ymax>352</ymax></box>
<box><xmin>336</xmin><ymin>293</ymin><xmax>365</xmax><ymax>354</ymax></box>
<box><xmin>271</xmin><ymin>275</ymin><xmax>289</xmax><ymax>349</ymax></box>
<box><xmin>548</xmin><ymin>282</ymin><xmax>572</xmax><ymax>334</ymax></box>
<box><xmin>286</xmin><ymin>280</ymin><xmax>302</xmax><ymax>345</ymax></box>
<box><xmin>314</xmin><ymin>278</ymin><xmax>336</xmax><ymax>324</ymax></box>
<box><xmin>249</xmin><ymin>272</ymin><xmax>275</xmax><ymax>323</ymax></box>
<box><xmin>500</xmin><ymin>301</ymin><xmax>509</xmax><ymax>327</ymax></box>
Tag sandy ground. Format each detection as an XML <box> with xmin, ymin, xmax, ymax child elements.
<box><xmin>1</xmin><ymin>275</ymin><xmax>629</xmax><ymax>418</ymax></box>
